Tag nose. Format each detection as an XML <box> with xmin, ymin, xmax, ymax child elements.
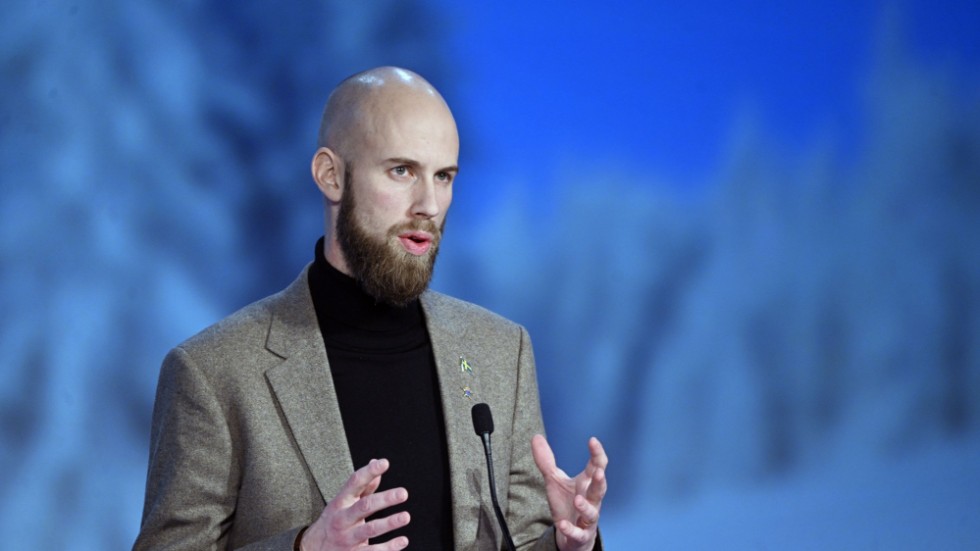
<box><xmin>411</xmin><ymin>177</ymin><xmax>440</xmax><ymax>219</ymax></box>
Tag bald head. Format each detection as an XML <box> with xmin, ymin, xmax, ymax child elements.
<box><xmin>310</xmin><ymin>67</ymin><xmax>459</xmax><ymax>291</ymax></box>
<box><xmin>317</xmin><ymin>67</ymin><xmax>454</xmax><ymax>159</ymax></box>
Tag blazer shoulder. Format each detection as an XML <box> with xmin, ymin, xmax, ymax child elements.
<box><xmin>421</xmin><ymin>289</ymin><xmax>525</xmax><ymax>336</ymax></box>
<box><xmin>178</xmin><ymin>295</ymin><xmax>275</xmax><ymax>353</ymax></box>
<box><xmin>174</xmin><ymin>268</ymin><xmax>311</xmax><ymax>362</ymax></box>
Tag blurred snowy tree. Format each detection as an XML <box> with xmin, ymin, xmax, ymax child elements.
<box><xmin>434</xmin><ymin>16</ymin><xmax>980</xmax><ymax>504</ymax></box>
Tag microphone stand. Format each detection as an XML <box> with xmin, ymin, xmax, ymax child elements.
<box><xmin>479</xmin><ymin>431</ymin><xmax>517</xmax><ymax>551</ymax></box>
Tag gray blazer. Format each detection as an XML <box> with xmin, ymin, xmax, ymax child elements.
<box><xmin>134</xmin><ymin>266</ymin><xmax>558</xmax><ymax>550</ymax></box>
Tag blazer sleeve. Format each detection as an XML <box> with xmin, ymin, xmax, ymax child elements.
<box><xmin>133</xmin><ymin>347</ymin><xmax>303</xmax><ymax>551</ymax></box>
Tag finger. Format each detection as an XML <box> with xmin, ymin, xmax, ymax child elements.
<box><xmin>584</xmin><ymin>466</ymin><xmax>607</xmax><ymax>506</ymax></box>
<box><xmin>588</xmin><ymin>437</ymin><xmax>609</xmax><ymax>471</ymax></box>
<box><xmin>337</xmin><ymin>459</ymin><xmax>390</xmax><ymax>506</ymax></box>
<box><xmin>574</xmin><ymin>493</ymin><xmax>600</xmax><ymax>528</ymax></box>
<box><xmin>360</xmin><ymin>468</ymin><xmax>384</xmax><ymax>498</ymax></box>
<box><xmin>370</xmin><ymin>535</ymin><xmax>409</xmax><ymax>551</ymax></box>
<box><xmin>531</xmin><ymin>434</ymin><xmax>557</xmax><ymax>477</ymax></box>
<box><xmin>582</xmin><ymin>438</ymin><xmax>608</xmax><ymax>480</ymax></box>
<box><xmin>351</xmin><ymin>510</ymin><xmax>411</xmax><ymax>542</ymax></box>
<box><xmin>344</xmin><ymin>487</ymin><xmax>409</xmax><ymax>525</ymax></box>
<box><xmin>556</xmin><ymin>518</ymin><xmax>593</xmax><ymax>544</ymax></box>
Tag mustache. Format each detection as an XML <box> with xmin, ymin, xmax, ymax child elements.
<box><xmin>388</xmin><ymin>219</ymin><xmax>442</xmax><ymax>240</ymax></box>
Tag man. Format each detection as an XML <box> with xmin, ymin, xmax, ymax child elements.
<box><xmin>134</xmin><ymin>67</ymin><xmax>607</xmax><ymax>551</ymax></box>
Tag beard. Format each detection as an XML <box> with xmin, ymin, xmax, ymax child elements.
<box><xmin>335</xmin><ymin>169</ymin><xmax>444</xmax><ymax>307</ymax></box>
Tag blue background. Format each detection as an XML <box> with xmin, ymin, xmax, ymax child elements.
<box><xmin>2</xmin><ymin>0</ymin><xmax>979</xmax><ymax>548</ymax></box>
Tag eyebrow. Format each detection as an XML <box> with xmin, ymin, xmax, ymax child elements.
<box><xmin>385</xmin><ymin>157</ymin><xmax>458</xmax><ymax>175</ymax></box>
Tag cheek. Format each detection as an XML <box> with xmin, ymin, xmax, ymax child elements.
<box><xmin>438</xmin><ymin>186</ymin><xmax>453</xmax><ymax>211</ymax></box>
<box><xmin>356</xmin><ymin>188</ymin><xmax>403</xmax><ymax>230</ymax></box>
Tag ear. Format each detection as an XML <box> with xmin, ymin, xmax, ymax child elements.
<box><xmin>311</xmin><ymin>147</ymin><xmax>344</xmax><ymax>203</ymax></box>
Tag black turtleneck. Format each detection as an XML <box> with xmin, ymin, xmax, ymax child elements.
<box><xmin>307</xmin><ymin>238</ymin><xmax>453</xmax><ymax>549</ymax></box>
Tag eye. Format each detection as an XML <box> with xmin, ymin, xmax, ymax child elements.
<box><xmin>392</xmin><ymin>166</ymin><xmax>409</xmax><ymax>177</ymax></box>
<box><xmin>435</xmin><ymin>171</ymin><xmax>454</xmax><ymax>183</ymax></box>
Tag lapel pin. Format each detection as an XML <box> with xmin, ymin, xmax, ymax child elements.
<box><xmin>462</xmin><ymin>386</ymin><xmax>474</xmax><ymax>399</ymax></box>
<box><xmin>459</xmin><ymin>355</ymin><xmax>473</xmax><ymax>374</ymax></box>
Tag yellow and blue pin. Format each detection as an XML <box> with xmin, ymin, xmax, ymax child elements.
<box><xmin>460</xmin><ymin>355</ymin><xmax>474</xmax><ymax>398</ymax></box>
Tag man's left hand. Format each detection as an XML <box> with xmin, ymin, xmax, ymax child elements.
<box><xmin>531</xmin><ymin>434</ymin><xmax>608</xmax><ymax>551</ymax></box>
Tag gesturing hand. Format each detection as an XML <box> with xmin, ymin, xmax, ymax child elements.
<box><xmin>300</xmin><ymin>458</ymin><xmax>411</xmax><ymax>551</ymax></box>
<box><xmin>531</xmin><ymin>435</ymin><xmax>608</xmax><ymax>551</ymax></box>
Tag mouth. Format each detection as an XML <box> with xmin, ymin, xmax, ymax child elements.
<box><xmin>398</xmin><ymin>231</ymin><xmax>434</xmax><ymax>256</ymax></box>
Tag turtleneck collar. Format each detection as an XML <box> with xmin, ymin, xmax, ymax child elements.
<box><xmin>307</xmin><ymin>237</ymin><xmax>427</xmax><ymax>351</ymax></box>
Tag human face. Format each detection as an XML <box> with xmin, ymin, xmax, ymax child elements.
<box><xmin>334</xmin><ymin>94</ymin><xmax>458</xmax><ymax>304</ymax></box>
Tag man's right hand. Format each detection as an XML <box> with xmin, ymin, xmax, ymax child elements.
<box><xmin>300</xmin><ymin>458</ymin><xmax>410</xmax><ymax>551</ymax></box>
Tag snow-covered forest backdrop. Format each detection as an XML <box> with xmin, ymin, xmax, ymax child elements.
<box><xmin>2</xmin><ymin>1</ymin><xmax>978</xmax><ymax>549</ymax></box>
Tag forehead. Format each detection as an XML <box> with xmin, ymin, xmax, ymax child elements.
<box><xmin>354</xmin><ymin>92</ymin><xmax>459</xmax><ymax>165</ymax></box>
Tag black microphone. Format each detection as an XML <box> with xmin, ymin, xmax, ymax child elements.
<box><xmin>471</xmin><ymin>403</ymin><xmax>517</xmax><ymax>551</ymax></box>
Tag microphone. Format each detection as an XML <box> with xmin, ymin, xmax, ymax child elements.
<box><xmin>471</xmin><ymin>403</ymin><xmax>517</xmax><ymax>551</ymax></box>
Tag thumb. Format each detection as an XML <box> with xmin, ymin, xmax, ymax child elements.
<box><xmin>531</xmin><ymin>434</ymin><xmax>557</xmax><ymax>476</ymax></box>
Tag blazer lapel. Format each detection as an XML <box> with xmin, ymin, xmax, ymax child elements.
<box><xmin>422</xmin><ymin>292</ymin><xmax>496</xmax><ymax>550</ymax></box>
<box><xmin>263</xmin><ymin>268</ymin><xmax>354</xmax><ymax>503</ymax></box>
